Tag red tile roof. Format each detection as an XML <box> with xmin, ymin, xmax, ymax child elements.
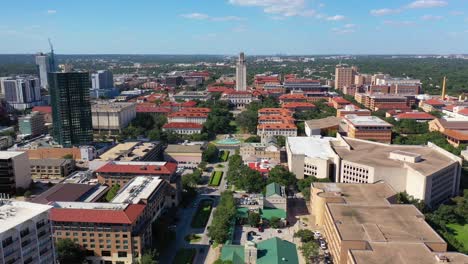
<box><xmin>182</xmin><ymin>107</ymin><xmax>211</xmax><ymax>113</ymax></box>
<box><xmin>223</xmin><ymin>90</ymin><xmax>252</xmax><ymax>95</ymax></box>
<box><xmin>332</xmin><ymin>97</ymin><xmax>351</xmax><ymax>104</ymax></box>
<box><xmin>425</xmin><ymin>99</ymin><xmax>445</xmax><ymax>106</ymax></box>
<box><xmin>279</xmin><ymin>94</ymin><xmax>308</xmax><ymax>100</ymax></box>
<box><xmin>96</xmin><ymin>162</ymin><xmax>177</xmax><ymax>175</ymax></box>
<box><xmin>258</xmin><ymin>108</ymin><xmax>293</xmax><ymax>115</ymax></box>
<box><xmin>163</xmin><ymin>122</ymin><xmax>203</xmax><ymax>129</ymax></box>
<box><xmin>161</xmin><ymin>101</ymin><xmax>197</xmax><ymax>108</ymax></box>
<box><xmin>50</xmin><ymin>204</ymin><xmax>145</xmax><ymax>224</ymax></box>
<box><xmin>284</xmin><ymin>78</ymin><xmax>320</xmax><ymax>83</ymax></box>
<box><xmin>457</xmin><ymin>108</ymin><xmax>468</xmax><ymax>116</ymax></box>
<box><xmin>443</xmin><ymin>129</ymin><xmax>468</xmax><ymax>141</ymax></box>
<box><xmin>32</xmin><ymin>106</ymin><xmax>52</xmax><ymax>113</ymax></box>
<box><xmin>207</xmin><ymin>86</ymin><xmax>234</xmax><ymax>93</ymax></box>
<box><xmin>282</xmin><ymin>102</ymin><xmax>316</xmax><ymax>109</ymax></box>
<box><xmin>395</xmin><ymin>112</ymin><xmax>435</xmax><ymax>120</ymax></box>
<box><xmin>168</xmin><ymin>112</ymin><xmax>208</xmax><ymax>118</ymax></box>
<box><xmin>258</xmin><ymin>115</ymin><xmax>295</xmax><ymax>122</ymax></box>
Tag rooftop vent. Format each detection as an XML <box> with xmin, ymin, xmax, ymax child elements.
<box><xmin>389</xmin><ymin>150</ymin><xmax>422</xmax><ymax>163</ymax></box>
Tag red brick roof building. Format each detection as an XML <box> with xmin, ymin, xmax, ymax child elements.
<box><xmin>162</xmin><ymin>122</ymin><xmax>203</xmax><ymax>135</ymax></box>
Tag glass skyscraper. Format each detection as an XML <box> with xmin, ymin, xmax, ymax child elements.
<box><xmin>49</xmin><ymin>72</ymin><xmax>93</xmax><ymax>147</ymax></box>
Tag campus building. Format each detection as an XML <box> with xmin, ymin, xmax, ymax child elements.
<box><xmin>167</xmin><ymin>112</ymin><xmax>208</xmax><ymax>124</ymax></box>
<box><xmin>162</xmin><ymin>122</ymin><xmax>203</xmax><ymax>135</ymax></box>
<box><xmin>29</xmin><ymin>158</ymin><xmax>76</xmax><ymax>179</ymax></box>
<box><xmin>91</xmin><ymin>102</ymin><xmax>136</xmax><ymax>135</ymax></box>
<box><xmin>164</xmin><ymin>144</ymin><xmax>204</xmax><ymax>168</ymax></box>
<box><xmin>0</xmin><ymin>151</ymin><xmax>31</xmax><ymax>195</ymax></box>
<box><xmin>18</xmin><ymin>111</ymin><xmax>46</xmax><ymax>137</ymax></box>
<box><xmin>0</xmin><ymin>200</ymin><xmax>55</xmax><ymax>264</ymax></box>
<box><xmin>310</xmin><ymin>182</ymin><xmax>468</xmax><ymax>264</ymax></box>
<box><xmin>342</xmin><ymin>115</ymin><xmax>393</xmax><ymax>143</ymax></box>
<box><xmin>305</xmin><ymin>117</ymin><xmax>341</xmax><ymax>136</ymax></box>
<box><xmin>97</xmin><ymin>141</ymin><xmax>163</xmax><ymax>162</ymax></box>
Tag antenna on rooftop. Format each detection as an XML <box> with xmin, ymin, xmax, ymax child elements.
<box><xmin>48</xmin><ymin>38</ymin><xmax>54</xmax><ymax>54</ymax></box>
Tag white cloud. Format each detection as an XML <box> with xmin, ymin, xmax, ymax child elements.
<box><xmin>370</xmin><ymin>8</ymin><xmax>400</xmax><ymax>16</ymax></box>
<box><xmin>326</xmin><ymin>15</ymin><xmax>345</xmax><ymax>21</ymax></box>
<box><xmin>181</xmin><ymin>13</ymin><xmax>245</xmax><ymax>21</ymax></box>
<box><xmin>406</xmin><ymin>0</ymin><xmax>448</xmax><ymax>9</ymax></box>
<box><xmin>181</xmin><ymin>13</ymin><xmax>209</xmax><ymax>20</ymax></box>
<box><xmin>421</xmin><ymin>14</ymin><xmax>443</xmax><ymax>20</ymax></box>
<box><xmin>383</xmin><ymin>20</ymin><xmax>416</xmax><ymax>26</ymax></box>
<box><xmin>228</xmin><ymin>0</ymin><xmax>316</xmax><ymax>17</ymax></box>
<box><xmin>47</xmin><ymin>9</ymin><xmax>57</xmax><ymax>14</ymax></box>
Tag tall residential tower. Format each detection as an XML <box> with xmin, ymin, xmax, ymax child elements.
<box><xmin>49</xmin><ymin>72</ymin><xmax>93</xmax><ymax>147</ymax></box>
<box><xmin>35</xmin><ymin>41</ymin><xmax>56</xmax><ymax>90</ymax></box>
<box><xmin>236</xmin><ymin>52</ymin><xmax>247</xmax><ymax>91</ymax></box>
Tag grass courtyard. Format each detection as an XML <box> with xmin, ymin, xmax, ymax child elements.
<box><xmin>191</xmin><ymin>199</ymin><xmax>213</xmax><ymax>228</ymax></box>
<box><xmin>446</xmin><ymin>223</ymin><xmax>468</xmax><ymax>251</ymax></box>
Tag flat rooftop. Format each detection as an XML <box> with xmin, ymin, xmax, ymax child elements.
<box><xmin>305</xmin><ymin>116</ymin><xmax>341</xmax><ymax>129</ymax></box>
<box><xmin>29</xmin><ymin>158</ymin><xmax>73</xmax><ymax>166</ymax></box>
<box><xmin>287</xmin><ymin>136</ymin><xmax>336</xmax><ymax>160</ymax></box>
<box><xmin>111</xmin><ymin>176</ymin><xmax>163</xmax><ymax>204</ymax></box>
<box><xmin>349</xmin><ymin>242</ymin><xmax>468</xmax><ymax>264</ymax></box>
<box><xmin>31</xmin><ymin>183</ymin><xmax>102</xmax><ymax>204</ymax></box>
<box><xmin>0</xmin><ymin>200</ymin><xmax>52</xmax><ymax>233</ymax></box>
<box><xmin>165</xmin><ymin>144</ymin><xmax>203</xmax><ymax>153</ymax></box>
<box><xmin>344</xmin><ymin>115</ymin><xmax>393</xmax><ymax>127</ymax></box>
<box><xmin>0</xmin><ymin>151</ymin><xmax>25</xmax><ymax>159</ymax></box>
<box><xmin>98</xmin><ymin>142</ymin><xmax>159</xmax><ymax>161</ymax></box>
<box><xmin>92</xmin><ymin>102</ymin><xmax>135</xmax><ymax>112</ymax></box>
<box><xmin>327</xmin><ymin>203</ymin><xmax>444</xmax><ymax>243</ymax></box>
<box><xmin>312</xmin><ymin>182</ymin><xmax>395</xmax><ymax>206</ymax></box>
<box><xmin>332</xmin><ymin>137</ymin><xmax>459</xmax><ymax>176</ymax></box>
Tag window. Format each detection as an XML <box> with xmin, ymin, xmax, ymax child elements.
<box><xmin>118</xmin><ymin>251</ymin><xmax>127</xmax><ymax>258</ymax></box>
<box><xmin>101</xmin><ymin>250</ymin><xmax>111</xmax><ymax>257</ymax></box>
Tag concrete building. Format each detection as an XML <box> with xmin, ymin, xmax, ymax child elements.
<box><xmin>167</xmin><ymin>111</ymin><xmax>208</xmax><ymax>124</ymax></box>
<box><xmin>18</xmin><ymin>111</ymin><xmax>46</xmax><ymax>137</ymax></box>
<box><xmin>335</xmin><ymin>65</ymin><xmax>357</xmax><ymax>90</ymax></box>
<box><xmin>50</xmin><ymin>176</ymin><xmax>167</xmax><ymax>264</ymax></box>
<box><xmin>336</xmin><ymin>105</ymin><xmax>371</xmax><ymax>118</ymax></box>
<box><xmin>283</xmin><ymin>78</ymin><xmax>328</xmax><ymax>93</ymax></box>
<box><xmin>91</xmin><ymin>70</ymin><xmax>114</xmax><ymax>89</ymax></box>
<box><xmin>162</xmin><ymin>122</ymin><xmax>203</xmax><ymax>135</ymax></box>
<box><xmin>221</xmin><ymin>90</ymin><xmax>256</xmax><ymax>109</ymax></box>
<box><xmin>32</xmin><ymin>106</ymin><xmax>53</xmax><ymax>124</ymax></box>
<box><xmin>240</xmin><ymin>142</ymin><xmax>282</xmax><ymax>162</ymax></box>
<box><xmin>29</xmin><ymin>158</ymin><xmax>76</xmax><ymax>179</ymax></box>
<box><xmin>173</xmin><ymin>91</ymin><xmax>210</xmax><ymax>101</ymax></box>
<box><xmin>236</xmin><ymin>52</ymin><xmax>247</xmax><ymax>91</ymax></box>
<box><xmin>332</xmin><ymin>136</ymin><xmax>462</xmax><ymax>207</ymax></box>
<box><xmin>0</xmin><ymin>200</ymin><xmax>55</xmax><ymax>264</ymax></box>
<box><xmin>31</xmin><ymin>183</ymin><xmax>108</xmax><ymax>204</ymax></box>
<box><xmin>286</xmin><ymin>137</ymin><xmax>339</xmax><ymax>180</ymax></box>
<box><xmin>309</xmin><ymin>182</ymin><xmax>468</xmax><ymax>264</ymax></box>
<box><xmin>49</xmin><ymin>72</ymin><xmax>93</xmax><ymax>147</ymax></box>
<box><xmin>35</xmin><ymin>50</ymin><xmax>56</xmax><ymax>90</ymax></box>
<box><xmin>97</xmin><ymin>141</ymin><xmax>163</xmax><ymax>162</ymax></box>
<box><xmin>164</xmin><ymin>144</ymin><xmax>205</xmax><ymax>168</ymax></box>
<box><xmin>1</xmin><ymin>77</ymin><xmax>42</xmax><ymax>110</ymax></box>
<box><xmin>342</xmin><ymin>115</ymin><xmax>393</xmax><ymax>143</ymax></box>
<box><xmin>0</xmin><ymin>151</ymin><xmax>31</xmax><ymax>195</ymax></box>
<box><xmin>305</xmin><ymin>117</ymin><xmax>341</xmax><ymax>136</ymax></box>
<box><xmin>95</xmin><ymin>161</ymin><xmax>179</xmax><ymax>207</ymax></box>
<box><xmin>91</xmin><ymin>101</ymin><xmax>136</xmax><ymax>135</ymax></box>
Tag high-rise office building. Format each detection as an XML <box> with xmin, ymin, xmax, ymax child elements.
<box><xmin>18</xmin><ymin>111</ymin><xmax>46</xmax><ymax>137</ymax></box>
<box><xmin>91</xmin><ymin>70</ymin><xmax>114</xmax><ymax>89</ymax></box>
<box><xmin>49</xmin><ymin>72</ymin><xmax>93</xmax><ymax>147</ymax></box>
<box><xmin>35</xmin><ymin>49</ymin><xmax>56</xmax><ymax>90</ymax></box>
<box><xmin>1</xmin><ymin>77</ymin><xmax>42</xmax><ymax>110</ymax></box>
<box><xmin>236</xmin><ymin>52</ymin><xmax>247</xmax><ymax>91</ymax></box>
<box><xmin>335</xmin><ymin>64</ymin><xmax>357</xmax><ymax>90</ymax></box>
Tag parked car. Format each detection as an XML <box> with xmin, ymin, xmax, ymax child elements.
<box><xmin>277</xmin><ymin>229</ymin><xmax>282</xmax><ymax>233</ymax></box>
<box><xmin>320</xmin><ymin>241</ymin><xmax>327</xmax><ymax>250</ymax></box>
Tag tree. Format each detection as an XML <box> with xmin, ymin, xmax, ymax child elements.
<box><xmin>275</xmin><ymin>136</ymin><xmax>286</xmax><ymax>147</ymax></box>
<box><xmin>182</xmin><ymin>170</ymin><xmax>203</xmax><ymax>189</ymax></box>
<box><xmin>299</xmin><ymin>241</ymin><xmax>319</xmax><ymax>264</ymax></box>
<box><xmin>248</xmin><ymin>212</ymin><xmax>261</xmax><ymax>227</ymax></box>
<box><xmin>268</xmin><ymin>165</ymin><xmax>297</xmax><ymax>188</ymax></box>
<box><xmin>294</xmin><ymin>229</ymin><xmax>314</xmax><ymax>243</ymax></box>
<box><xmin>198</xmin><ymin>161</ymin><xmax>208</xmax><ymax>171</ymax></box>
<box><xmin>139</xmin><ymin>249</ymin><xmax>159</xmax><ymax>264</ymax></box>
<box><xmin>56</xmin><ymin>238</ymin><xmax>86</xmax><ymax>264</ymax></box>
<box><xmin>239</xmin><ymin>167</ymin><xmax>265</xmax><ymax>193</ymax></box>
<box><xmin>269</xmin><ymin>216</ymin><xmax>281</xmax><ymax>228</ymax></box>
<box><xmin>236</xmin><ymin>110</ymin><xmax>258</xmax><ymax>134</ymax></box>
<box><xmin>203</xmin><ymin>144</ymin><xmax>219</xmax><ymax>162</ymax></box>
<box><xmin>208</xmin><ymin>191</ymin><xmax>237</xmax><ymax>243</ymax></box>
<box><xmin>244</xmin><ymin>135</ymin><xmax>261</xmax><ymax>143</ymax></box>
<box><xmin>105</xmin><ymin>184</ymin><xmax>120</xmax><ymax>202</ymax></box>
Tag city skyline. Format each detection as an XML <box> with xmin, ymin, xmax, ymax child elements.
<box><xmin>1</xmin><ymin>0</ymin><xmax>468</xmax><ymax>55</ymax></box>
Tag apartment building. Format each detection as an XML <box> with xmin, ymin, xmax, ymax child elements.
<box><xmin>335</xmin><ymin>65</ymin><xmax>357</xmax><ymax>90</ymax></box>
<box><xmin>91</xmin><ymin>102</ymin><xmax>136</xmax><ymax>135</ymax></box>
<box><xmin>51</xmin><ymin>176</ymin><xmax>167</xmax><ymax>264</ymax></box>
<box><xmin>257</xmin><ymin>123</ymin><xmax>297</xmax><ymax>142</ymax></box>
<box><xmin>30</xmin><ymin>158</ymin><xmax>76</xmax><ymax>179</ymax></box>
<box><xmin>167</xmin><ymin>112</ymin><xmax>208</xmax><ymax>124</ymax></box>
<box><xmin>95</xmin><ymin>161</ymin><xmax>179</xmax><ymax>207</ymax></box>
<box><xmin>162</xmin><ymin>122</ymin><xmax>203</xmax><ymax>135</ymax></box>
<box><xmin>342</xmin><ymin>115</ymin><xmax>393</xmax><ymax>143</ymax></box>
<box><xmin>286</xmin><ymin>137</ymin><xmax>339</xmax><ymax>180</ymax></box>
<box><xmin>97</xmin><ymin>141</ymin><xmax>163</xmax><ymax>162</ymax></box>
<box><xmin>331</xmin><ymin>136</ymin><xmax>462</xmax><ymax>207</ymax></box>
<box><xmin>0</xmin><ymin>200</ymin><xmax>55</xmax><ymax>264</ymax></box>
<box><xmin>310</xmin><ymin>182</ymin><xmax>468</xmax><ymax>264</ymax></box>
<box><xmin>305</xmin><ymin>117</ymin><xmax>341</xmax><ymax>136</ymax></box>
<box><xmin>0</xmin><ymin>151</ymin><xmax>31</xmax><ymax>195</ymax></box>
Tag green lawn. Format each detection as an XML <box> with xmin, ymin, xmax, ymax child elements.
<box><xmin>173</xmin><ymin>248</ymin><xmax>196</xmax><ymax>264</ymax></box>
<box><xmin>191</xmin><ymin>199</ymin><xmax>213</xmax><ymax>228</ymax></box>
<box><xmin>209</xmin><ymin>171</ymin><xmax>224</xmax><ymax>186</ymax></box>
<box><xmin>219</xmin><ymin>150</ymin><xmax>230</xmax><ymax>162</ymax></box>
<box><xmin>446</xmin><ymin>223</ymin><xmax>468</xmax><ymax>251</ymax></box>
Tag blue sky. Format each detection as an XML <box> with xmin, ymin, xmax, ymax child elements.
<box><xmin>1</xmin><ymin>0</ymin><xmax>467</xmax><ymax>54</ymax></box>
